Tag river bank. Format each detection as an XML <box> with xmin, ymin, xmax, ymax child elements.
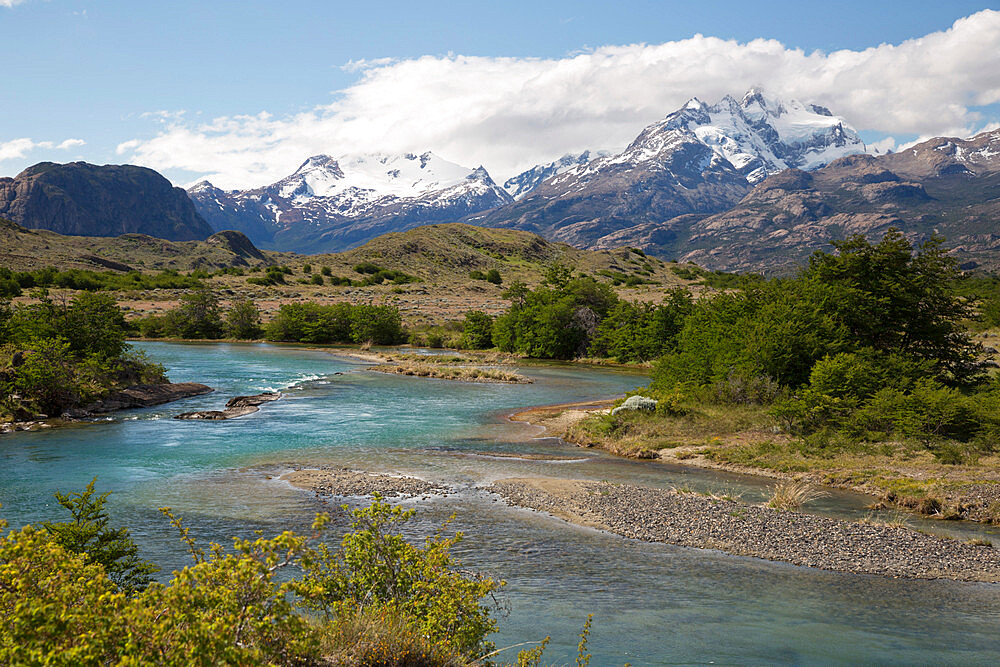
<box><xmin>488</xmin><ymin>477</ymin><xmax>1000</xmax><ymax>582</ymax></box>
<box><xmin>1</xmin><ymin>381</ymin><xmax>213</xmax><ymax>433</ymax></box>
<box><xmin>512</xmin><ymin>399</ymin><xmax>1000</xmax><ymax>525</ymax></box>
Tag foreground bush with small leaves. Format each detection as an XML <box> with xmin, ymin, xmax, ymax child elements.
<box><xmin>0</xmin><ymin>490</ymin><xmax>504</xmax><ymax>665</ymax></box>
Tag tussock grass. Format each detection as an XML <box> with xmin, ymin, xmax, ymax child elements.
<box><xmin>858</xmin><ymin>512</ymin><xmax>907</xmax><ymax>528</ymax></box>
<box><xmin>321</xmin><ymin>607</ymin><xmax>466</xmax><ymax>666</ymax></box>
<box><xmin>965</xmin><ymin>538</ymin><xmax>994</xmax><ymax>548</ymax></box>
<box><xmin>766</xmin><ymin>480</ymin><xmax>828</xmax><ymax>511</ymax></box>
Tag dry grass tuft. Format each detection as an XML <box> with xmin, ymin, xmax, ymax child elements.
<box><xmin>321</xmin><ymin>607</ymin><xmax>466</xmax><ymax>666</ymax></box>
<box><xmin>766</xmin><ymin>480</ymin><xmax>828</xmax><ymax>511</ymax></box>
<box><xmin>858</xmin><ymin>512</ymin><xmax>907</xmax><ymax>528</ymax></box>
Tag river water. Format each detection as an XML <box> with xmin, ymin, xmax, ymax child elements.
<box><xmin>1</xmin><ymin>342</ymin><xmax>999</xmax><ymax>664</ymax></box>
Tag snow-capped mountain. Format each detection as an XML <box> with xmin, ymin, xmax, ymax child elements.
<box><xmin>189</xmin><ymin>152</ymin><xmax>512</xmax><ymax>252</ymax></box>
<box><xmin>503</xmin><ymin>150</ymin><xmax>610</xmax><ymax>200</ymax></box>
<box><xmin>470</xmin><ymin>88</ymin><xmax>867</xmax><ymax>248</ymax></box>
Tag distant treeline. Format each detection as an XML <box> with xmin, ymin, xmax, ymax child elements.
<box><xmin>0</xmin><ymin>267</ymin><xmax>203</xmax><ymax>296</ymax></box>
<box><xmin>135</xmin><ymin>291</ymin><xmax>406</xmax><ymax>345</ymax></box>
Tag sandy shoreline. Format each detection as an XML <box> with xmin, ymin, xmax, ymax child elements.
<box><xmin>507</xmin><ymin>399</ymin><xmax>616</xmax><ymax>438</ymax></box>
<box><xmin>489</xmin><ymin>477</ymin><xmax>1000</xmax><ymax>582</ymax></box>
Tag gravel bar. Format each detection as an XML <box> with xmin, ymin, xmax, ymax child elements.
<box><xmin>283</xmin><ymin>466</ymin><xmax>449</xmax><ymax>499</ymax></box>
<box><xmin>488</xmin><ymin>478</ymin><xmax>1000</xmax><ymax>582</ymax></box>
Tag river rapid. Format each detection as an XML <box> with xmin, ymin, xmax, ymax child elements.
<box><xmin>1</xmin><ymin>342</ymin><xmax>999</xmax><ymax>664</ymax></box>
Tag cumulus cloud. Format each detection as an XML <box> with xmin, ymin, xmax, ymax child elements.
<box><xmin>0</xmin><ymin>137</ymin><xmax>86</xmax><ymax>162</ymax></box>
<box><xmin>119</xmin><ymin>10</ymin><xmax>1000</xmax><ymax>190</ymax></box>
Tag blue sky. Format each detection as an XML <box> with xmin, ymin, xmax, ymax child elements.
<box><xmin>2</xmin><ymin>0</ymin><xmax>1000</xmax><ymax>187</ymax></box>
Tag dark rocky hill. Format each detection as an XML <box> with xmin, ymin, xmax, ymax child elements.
<box><xmin>0</xmin><ymin>161</ymin><xmax>213</xmax><ymax>241</ymax></box>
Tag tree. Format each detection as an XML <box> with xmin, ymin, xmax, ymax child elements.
<box><xmin>64</xmin><ymin>292</ymin><xmax>128</xmax><ymax>359</ymax></box>
<box><xmin>460</xmin><ymin>310</ymin><xmax>494</xmax><ymax>349</ymax></box>
<box><xmin>42</xmin><ymin>479</ymin><xmax>158</xmax><ymax>596</ymax></box>
<box><xmin>485</xmin><ymin>269</ymin><xmax>502</xmax><ymax>285</ymax></box>
<box><xmin>350</xmin><ymin>304</ymin><xmax>406</xmax><ymax>345</ymax></box>
<box><xmin>494</xmin><ymin>277</ymin><xmax>618</xmax><ymax>359</ymax></box>
<box><xmin>804</xmin><ymin>229</ymin><xmax>980</xmax><ymax>382</ymax></box>
<box><xmin>225</xmin><ymin>297</ymin><xmax>262</xmax><ymax>340</ymax></box>
<box><xmin>165</xmin><ymin>289</ymin><xmax>224</xmax><ymax>339</ymax></box>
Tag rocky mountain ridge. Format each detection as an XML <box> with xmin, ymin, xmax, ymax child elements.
<box><xmin>0</xmin><ymin>161</ymin><xmax>213</xmax><ymax>241</ymax></box>
<box><xmin>597</xmin><ymin>128</ymin><xmax>1000</xmax><ymax>273</ymax></box>
<box><xmin>468</xmin><ymin>88</ymin><xmax>867</xmax><ymax>247</ymax></box>
<box><xmin>189</xmin><ymin>152</ymin><xmax>512</xmax><ymax>253</ymax></box>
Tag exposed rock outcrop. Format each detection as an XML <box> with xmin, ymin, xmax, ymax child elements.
<box><xmin>60</xmin><ymin>382</ymin><xmax>214</xmax><ymax>419</ymax></box>
<box><xmin>0</xmin><ymin>161</ymin><xmax>214</xmax><ymax>241</ymax></box>
<box><xmin>174</xmin><ymin>392</ymin><xmax>281</xmax><ymax>420</ymax></box>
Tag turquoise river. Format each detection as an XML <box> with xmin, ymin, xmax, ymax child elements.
<box><xmin>1</xmin><ymin>342</ymin><xmax>999</xmax><ymax>664</ymax></box>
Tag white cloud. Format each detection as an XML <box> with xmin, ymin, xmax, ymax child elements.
<box><xmin>0</xmin><ymin>138</ymin><xmax>39</xmax><ymax>161</ymax></box>
<box><xmin>0</xmin><ymin>0</ymin><xmax>27</xmax><ymax>7</ymax></box>
<box><xmin>0</xmin><ymin>137</ymin><xmax>87</xmax><ymax>162</ymax></box>
<box><xmin>57</xmin><ymin>138</ymin><xmax>86</xmax><ymax>150</ymax></box>
<box><xmin>119</xmin><ymin>10</ymin><xmax>1000</xmax><ymax>190</ymax></box>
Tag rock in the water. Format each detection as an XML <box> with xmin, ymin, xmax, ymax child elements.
<box><xmin>611</xmin><ymin>395</ymin><xmax>658</xmax><ymax>415</ymax></box>
<box><xmin>175</xmin><ymin>392</ymin><xmax>281</xmax><ymax>420</ymax></box>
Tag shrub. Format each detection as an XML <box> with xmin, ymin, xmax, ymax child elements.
<box><xmin>225</xmin><ymin>297</ymin><xmax>262</xmax><ymax>339</ymax></box>
<box><xmin>0</xmin><ymin>495</ymin><xmax>504</xmax><ymax>664</ymax></box>
<box><xmin>42</xmin><ymin>478</ymin><xmax>158</xmax><ymax>596</ymax></box>
<box><xmin>265</xmin><ymin>302</ymin><xmax>353</xmax><ymax>344</ymax></box>
<box><xmin>297</xmin><ymin>499</ymin><xmax>502</xmax><ymax>657</ymax></box>
<box><xmin>350</xmin><ymin>304</ymin><xmax>406</xmax><ymax>345</ymax></box>
<box><xmin>161</xmin><ymin>289</ymin><xmax>224</xmax><ymax>339</ymax></box>
<box><xmin>460</xmin><ymin>311</ymin><xmax>494</xmax><ymax>349</ymax></box>
<box><xmin>485</xmin><ymin>269</ymin><xmax>502</xmax><ymax>285</ymax></box>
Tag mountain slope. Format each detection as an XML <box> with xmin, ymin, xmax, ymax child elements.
<box><xmin>470</xmin><ymin>89</ymin><xmax>865</xmax><ymax>248</ymax></box>
<box><xmin>0</xmin><ymin>162</ymin><xmax>213</xmax><ymax>241</ymax></box>
<box><xmin>502</xmin><ymin>151</ymin><xmax>609</xmax><ymax>200</ymax></box>
<box><xmin>190</xmin><ymin>152</ymin><xmax>512</xmax><ymax>253</ymax></box>
<box><xmin>608</xmin><ymin>128</ymin><xmax>1000</xmax><ymax>273</ymax></box>
<box><xmin>0</xmin><ymin>217</ymin><xmax>270</xmax><ymax>272</ymax></box>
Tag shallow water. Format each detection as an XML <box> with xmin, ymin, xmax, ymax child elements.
<box><xmin>1</xmin><ymin>342</ymin><xmax>999</xmax><ymax>664</ymax></box>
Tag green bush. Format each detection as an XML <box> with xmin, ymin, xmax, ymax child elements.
<box><xmin>225</xmin><ymin>297</ymin><xmax>262</xmax><ymax>340</ymax></box>
<box><xmin>160</xmin><ymin>290</ymin><xmax>224</xmax><ymax>339</ymax></box>
<box><xmin>350</xmin><ymin>304</ymin><xmax>407</xmax><ymax>345</ymax></box>
<box><xmin>460</xmin><ymin>310</ymin><xmax>494</xmax><ymax>349</ymax></box>
<box><xmin>494</xmin><ymin>277</ymin><xmax>617</xmax><ymax>359</ymax></box>
<box><xmin>0</xmin><ymin>295</ymin><xmax>165</xmax><ymax>419</ymax></box>
<box><xmin>264</xmin><ymin>302</ymin><xmax>406</xmax><ymax>345</ymax></box>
